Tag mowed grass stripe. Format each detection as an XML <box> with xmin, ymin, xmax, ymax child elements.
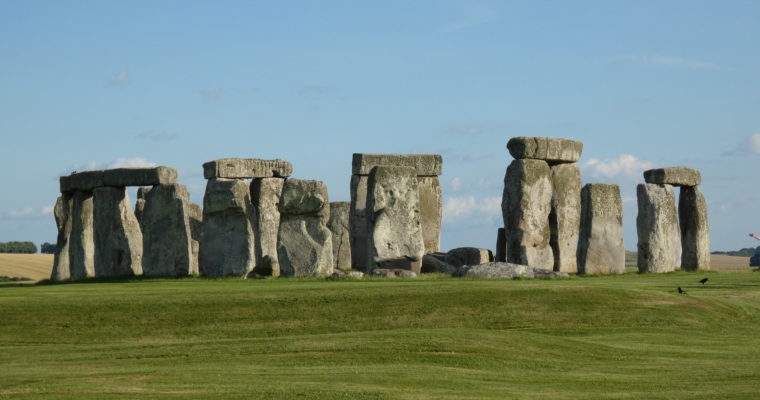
<box><xmin>1</xmin><ymin>271</ymin><xmax>760</xmax><ymax>399</ymax></box>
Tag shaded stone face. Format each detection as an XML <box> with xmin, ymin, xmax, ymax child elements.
<box><xmin>134</xmin><ymin>187</ymin><xmax>151</xmax><ymax>230</ymax></box>
<box><xmin>250</xmin><ymin>178</ymin><xmax>285</xmax><ymax>276</ymax></box>
<box><xmin>60</xmin><ymin>167</ymin><xmax>177</xmax><ymax>192</ymax></box>
<box><xmin>93</xmin><ymin>187</ymin><xmax>143</xmax><ymax>278</ymax></box>
<box><xmin>69</xmin><ymin>190</ymin><xmax>95</xmax><ymax>279</ymax></box>
<box><xmin>351</xmin><ymin>153</ymin><xmax>442</xmax><ymax>176</ymax></box>
<box><xmin>417</xmin><ymin>176</ymin><xmax>442</xmax><ymax>254</ymax></box>
<box><xmin>199</xmin><ymin>179</ymin><xmax>256</xmax><ymax>278</ymax></box>
<box><xmin>549</xmin><ymin>163</ymin><xmax>581</xmax><ymax>273</ymax></box>
<box><xmin>367</xmin><ymin>166</ymin><xmax>425</xmax><ymax>272</ymax></box>
<box><xmin>51</xmin><ymin>194</ymin><xmax>72</xmax><ymax>281</ymax></box>
<box><xmin>495</xmin><ymin>228</ymin><xmax>506</xmax><ymax>262</ymax></box>
<box><xmin>502</xmin><ymin>159</ymin><xmax>554</xmax><ymax>269</ymax></box>
<box><xmin>202</xmin><ymin>158</ymin><xmax>293</xmax><ymax>180</ymax></box>
<box><xmin>327</xmin><ymin>201</ymin><xmax>352</xmax><ymax>271</ymax></box>
<box><xmin>679</xmin><ymin>186</ymin><xmax>710</xmax><ymax>271</ymax></box>
<box><xmin>349</xmin><ymin>175</ymin><xmax>369</xmax><ymax>270</ymax></box>
<box><xmin>643</xmin><ymin>167</ymin><xmax>701</xmax><ymax>187</ymax></box>
<box><xmin>636</xmin><ymin>184</ymin><xmax>681</xmax><ymax>273</ymax></box>
<box><xmin>142</xmin><ymin>184</ymin><xmax>196</xmax><ymax>278</ymax></box>
<box><xmin>444</xmin><ymin>247</ymin><xmax>493</xmax><ymax>268</ymax></box>
<box><xmin>506</xmin><ymin>137</ymin><xmax>583</xmax><ymax>163</ymax></box>
<box><xmin>577</xmin><ymin>183</ymin><xmax>624</xmax><ymax>275</ymax></box>
<box><xmin>277</xmin><ymin>178</ymin><xmax>333</xmax><ymax>277</ymax></box>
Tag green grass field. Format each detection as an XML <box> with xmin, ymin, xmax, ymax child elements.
<box><xmin>1</xmin><ymin>271</ymin><xmax>760</xmax><ymax>399</ymax></box>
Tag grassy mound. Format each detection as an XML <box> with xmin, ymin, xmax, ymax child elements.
<box><xmin>1</xmin><ymin>271</ymin><xmax>759</xmax><ymax>399</ymax></box>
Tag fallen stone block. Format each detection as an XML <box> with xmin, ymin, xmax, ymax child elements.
<box><xmin>453</xmin><ymin>262</ymin><xmax>568</xmax><ymax>279</ymax></box>
<box><xmin>367</xmin><ymin>166</ymin><xmax>425</xmax><ymax>273</ymax></box>
<box><xmin>93</xmin><ymin>186</ymin><xmax>143</xmax><ymax>277</ymax></box>
<box><xmin>679</xmin><ymin>186</ymin><xmax>710</xmax><ymax>271</ymax></box>
<box><xmin>506</xmin><ymin>137</ymin><xmax>583</xmax><ymax>163</ymax></box>
<box><xmin>327</xmin><ymin>201</ymin><xmax>352</xmax><ymax>271</ymax></box>
<box><xmin>421</xmin><ymin>253</ymin><xmax>456</xmax><ymax>274</ymax></box>
<box><xmin>637</xmin><ymin>183</ymin><xmax>681</xmax><ymax>273</ymax></box>
<box><xmin>332</xmin><ymin>270</ymin><xmax>364</xmax><ymax>279</ymax></box>
<box><xmin>352</xmin><ymin>153</ymin><xmax>443</xmax><ymax>176</ymax></box>
<box><xmin>203</xmin><ymin>158</ymin><xmax>293</xmax><ymax>179</ymax></box>
<box><xmin>502</xmin><ymin>159</ymin><xmax>554</xmax><ymax>269</ymax></box>
<box><xmin>199</xmin><ymin>178</ymin><xmax>256</xmax><ymax>278</ymax></box>
<box><xmin>643</xmin><ymin>167</ymin><xmax>701</xmax><ymax>187</ymax></box>
<box><xmin>577</xmin><ymin>184</ymin><xmax>625</xmax><ymax>274</ymax></box>
<box><xmin>550</xmin><ymin>163</ymin><xmax>581</xmax><ymax>273</ymax></box>
<box><xmin>51</xmin><ymin>194</ymin><xmax>72</xmax><ymax>281</ymax></box>
<box><xmin>250</xmin><ymin>177</ymin><xmax>285</xmax><ymax>276</ymax></box>
<box><xmin>142</xmin><ymin>184</ymin><xmax>197</xmax><ymax>277</ymax></box>
<box><xmin>445</xmin><ymin>247</ymin><xmax>493</xmax><ymax>267</ymax></box>
<box><xmin>371</xmin><ymin>268</ymin><xmax>417</xmax><ymax>278</ymax></box>
<box><xmin>101</xmin><ymin>167</ymin><xmax>177</xmax><ymax>187</ymax></box>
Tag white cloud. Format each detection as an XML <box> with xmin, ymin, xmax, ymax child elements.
<box><xmin>745</xmin><ymin>133</ymin><xmax>760</xmax><ymax>154</ymax></box>
<box><xmin>615</xmin><ymin>54</ymin><xmax>721</xmax><ymax>70</ymax></box>
<box><xmin>443</xmin><ymin>195</ymin><xmax>501</xmax><ymax>220</ymax></box>
<box><xmin>450</xmin><ymin>177</ymin><xmax>463</xmax><ymax>191</ymax></box>
<box><xmin>108</xmin><ymin>158</ymin><xmax>158</xmax><ymax>169</ymax></box>
<box><xmin>581</xmin><ymin>154</ymin><xmax>656</xmax><ymax>182</ymax></box>
<box><xmin>442</xmin><ymin>3</ymin><xmax>496</xmax><ymax>32</ymax></box>
<box><xmin>107</xmin><ymin>70</ymin><xmax>130</xmax><ymax>86</ymax></box>
<box><xmin>447</xmin><ymin>123</ymin><xmax>482</xmax><ymax>136</ymax></box>
<box><xmin>2</xmin><ymin>206</ymin><xmax>54</xmax><ymax>219</ymax></box>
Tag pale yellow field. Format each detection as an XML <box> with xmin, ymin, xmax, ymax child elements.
<box><xmin>0</xmin><ymin>254</ymin><xmax>53</xmax><ymax>281</ymax></box>
<box><xmin>710</xmin><ymin>254</ymin><xmax>752</xmax><ymax>270</ymax></box>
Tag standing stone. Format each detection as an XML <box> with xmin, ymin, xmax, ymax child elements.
<box><xmin>93</xmin><ymin>187</ymin><xmax>143</xmax><ymax>277</ymax></box>
<box><xmin>250</xmin><ymin>177</ymin><xmax>285</xmax><ymax>276</ymax></box>
<box><xmin>637</xmin><ymin>184</ymin><xmax>681</xmax><ymax>273</ymax></box>
<box><xmin>69</xmin><ymin>190</ymin><xmax>95</xmax><ymax>279</ymax></box>
<box><xmin>349</xmin><ymin>174</ymin><xmax>370</xmax><ymax>270</ymax></box>
<box><xmin>577</xmin><ymin>184</ymin><xmax>624</xmax><ymax>274</ymax></box>
<box><xmin>417</xmin><ymin>176</ymin><xmax>442</xmax><ymax>253</ymax></box>
<box><xmin>277</xmin><ymin>179</ymin><xmax>334</xmax><ymax>277</ymax></box>
<box><xmin>142</xmin><ymin>184</ymin><xmax>197</xmax><ymax>277</ymax></box>
<box><xmin>51</xmin><ymin>194</ymin><xmax>72</xmax><ymax>280</ymax></box>
<box><xmin>187</xmin><ymin>202</ymin><xmax>203</xmax><ymax>273</ymax></box>
<box><xmin>327</xmin><ymin>201</ymin><xmax>352</xmax><ymax>271</ymax></box>
<box><xmin>134</xmin><ymin>187</ymin><xmax>151</xmax><ymax>230</ymax></box>
<box><xmin>366</xmin><ymin>166</ymin><xmax>425</xmax><ymax>272</ymax></box>
<box><xmin>199</xmin><ymin>178</ymin><xmax>256</xmax><ymax>278</ymax></box>
<box><xmin>495</xmin><ymin>228</ymin><xmax>506</xmax><ymax>262</ymax></box>
<box><xmin>679</xmin><ymin>186</ymin><xmax>710</xmax><ymax>271</ymax></box>
<box><xmin>501</xmin><ymin>159</ymin><xmax>554</xmax><ymax>269</ymax></box>
<box><xmin>549</xmin><ymin>163</ymin><xmax>581</xmax><ymax>273</ymax></box>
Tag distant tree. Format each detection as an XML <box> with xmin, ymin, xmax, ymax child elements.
<box><xmin>751</xmin><ymin>247</ymin><xmax>760</xmax><ymax>267</ymax></box>
<box><xmin>40</xmin><ymin>242</ymin><xmax>56</xmax><ymax>254</ymax></box>
<box><xmin>0</xmin><ymin>241</ymin><xmax>38</xmax><ymax>254</ymax></box>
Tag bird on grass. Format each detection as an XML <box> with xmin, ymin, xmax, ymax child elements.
<box><xmin>699</xmin><ymin>278</ymin><xmax>708</xmax><ymax>285</ymax></box>
<box><xmin>677</xmin><ymin>287</ymin><xmax>688</xmax><ymax>295</ymax></box>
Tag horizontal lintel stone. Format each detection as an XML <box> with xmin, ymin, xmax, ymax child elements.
<box><xmin>643</xmin><ymin>167</ymin><xmax>701</xmax><ymax>187</ymax></box>
<box><xmin>352</xmin><ymin>153</ymin><xmax>442</xmax><ymax>176</ymax></box>
<box><xmin>506</xmin><ymin>136</ymin><xmax>583</xmax><ymax>163</ymax></box>
<box><xmin>203</xmin><ymin>158</ymin><xmax>292</xmax><ymax>179</ymax></box>
<box><xmin>60</xmin><ymin>167</ymin><xmax>178</xmax><ymax>192</ymax></box>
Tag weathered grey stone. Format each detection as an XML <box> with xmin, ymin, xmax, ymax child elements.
<box><xmin>417</xmin><ymin>176</ymin><xmax>442</xmax><ymax>253</ymax></box>
<box><xmin>352</xmin><ymin>153</ymin><xmax>443</xmax><ymax>176</ymax></box>
<box><xmin>278</xmin><ymin>216</ymin><xmax>334</xmax><ymax>277</ymax></box>
<box><xmin>142</xmin><ymin>184</ymin><xmax>197</xmax><ymax>277</ymax></box>
<box><xmin>577</xmin><ymin>184</ymin><xmax>625</xmax><ymax>274</ymax></box>
<box><xmin>187</xmin><ymin>202</ymin><xmax>202</xmax><ymax>273</ymax></box>
<box><xmin>203</xmin><ymin>158</ymin><xmax>293</xmax><ymax>179</ymax></box>
<box><xmin>495</xmin><ymin>228</ymin><xmax>506</xmax><ymax>262</ymax></box>
<box><xmin>101</xmin><ymin>167</ymin><xmax>177</xmax><ymax>187</ymax></box>
<box><xmin>250</xmin><ymin>177</ymin><xmax>284</xmax><ymax>276</ymax></box>
<box><xmin>637</xmin><ymin>184</ymin><xmax>681</xmax><ymax>273</ymax></box>
<box><xmin>332</xmin><ymin>270</ymin><xmax>364</xmax><ymax>279</ymax></box>
<box><xmin>371</xmin><ymin>268</ymin><xmax>417</xmax><ymax>278</ymax></box>
<box><xmin>644</xmin><ymin>167</ymin><xmax>701</xmax><ymax>187</ymax></box>
<box><xmin>506</xmin><ymin>137</ymin><xmax>583</xmax><ymax>163</ymax></box>
<box><xmin>60</xmin><ymin>167</ymin><xmax>177</xmax><ymax>192</ymax></box>
<box><xmin>445</xmin><ymin>247</ymin><xmax>493</xmax><ymax>267</ymax></box>
<box><xmin>278</xmin><ymin>179</ymin><xmax>328</xmax><ymax>216</ymax></box>
<box><xmin>453</xmin><ymin>262</ymin><xmax>568</xmax><ymax>279</ymax></box>
<box><xmin>549</xmin><ymin>163</ymin><xmax>581</xmax><ymax>273</ymax></box>
<box><xmin>134</xmin><ymin>187</ymin><xmax>151</xmax><ymax>229</ymax></box>
<box><xmin>349</xmin><ymin>174</ymin><xmax>370</xmax><ymax>270</ymax></box>
<box><xmin>367</xmin><ymin>166</ymin><xmax>425</xmax><ymax>272</ymax></box>
<box><xmin>679</xmin><ymin>186</ymin><xmax>710</xmax><ymax>271</ymax></box>
<box><xmin>51</xmin><ymin>194</ymin><xmax>72</xmax><ymax>280</ymax></box>
<box><xmin>199</xmin><ymin>179</ymin><xmax>256</xmax><ymax>278</ymax></box>
<box><xmin>501</xmin><ymin>159</ymin><xmax>554</xmax><ymax>269</ymax></box>
<box><xmin>68</xmin><ymin>191</ymin><xmax>95</xmax><ymax>279</ymax></box>
<box><xmin>60</xmin><ymin>171</ymin><xmax>103</xmax><ymax>193</ymax></box>
<box><xmin>327</xmin><ymin>201</ymin><xmax>352</xmax><ymax>271</ymax></box>
<box><xmin>421</xmin><ymin>253</ymin><xmax>456</xmax><ymax>274</ymax></box>
<box><xmin>277</xmin><ymin>179</ymin><xmax>333</xmax><ymax>277</ymax></box>
<box><xmin>93</xmin><ymin>187</ymin><xmax>143</xmax><ymax>277</ymax></box>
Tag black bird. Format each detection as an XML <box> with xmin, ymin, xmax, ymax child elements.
<box><xmin>699</xmin><ymin>278</ymin><xmax>708</xmax><ymax>285</ymax></box>
<box><xmin>677</xmin><ymin>287</ymin><xmax>687</xmax><ymax>295</ymax></box>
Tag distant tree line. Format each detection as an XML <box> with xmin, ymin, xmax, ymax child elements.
<box><xmin>0</xmin><ymin>241</ymin><xmax>38</xmax><ymax>254</ymax></box>
<box><xmin>40</xmin><ymin>242</ymin><xmax>56</xmax><ymax>254</ymax></box>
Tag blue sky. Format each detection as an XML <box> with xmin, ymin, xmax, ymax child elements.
<box><xmin>1</xmin><ymin>0</ymin><xmax>759</xmax><ymax>252</ymax></box>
